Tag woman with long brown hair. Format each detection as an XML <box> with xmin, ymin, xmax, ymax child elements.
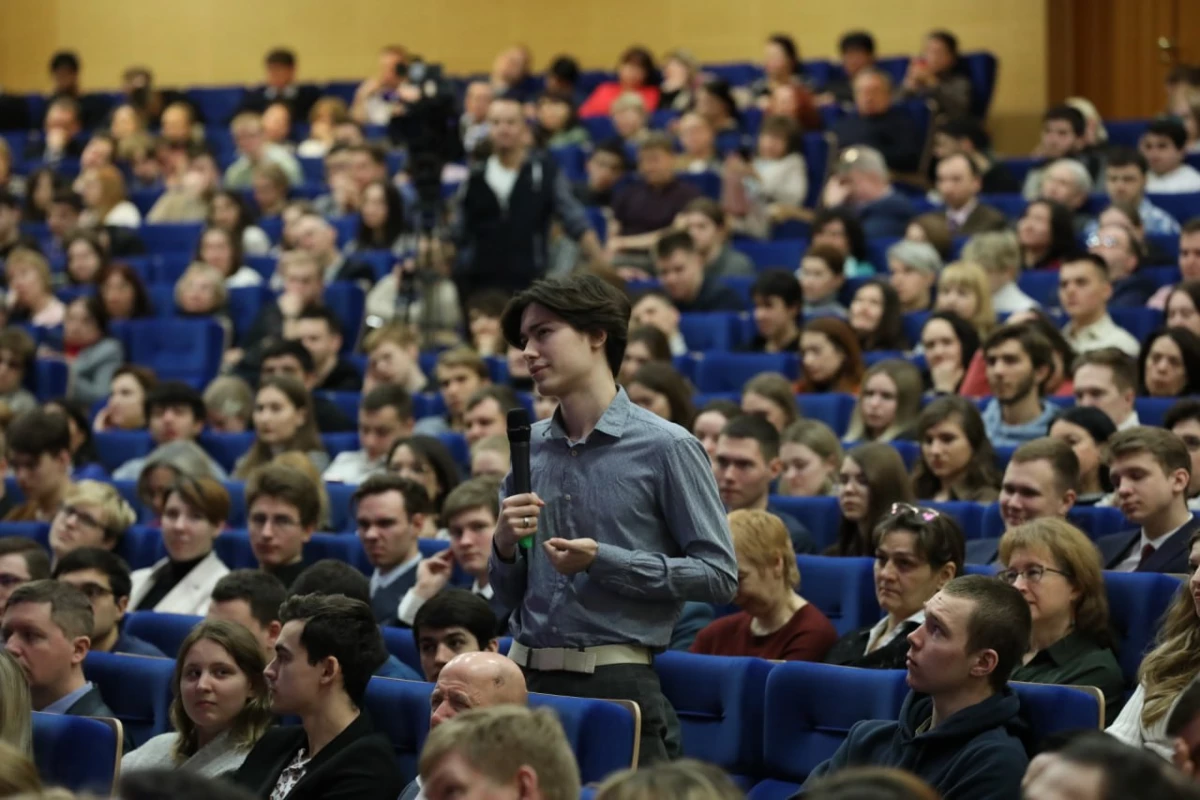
<box><xmin>912</xmin><ymin>396</ymin><xmax>1000</xmax><ymax>502</ymax></box>
<box><xmin>233</xmin><ymin>376</ymin><xmax>327</xmax><ymax>479</ymax></box>
<box><xmin>796</xmin><ymin>317</ymin><xmax>864</xmax><ymax>394</ymax></box>
<box><xmin>832</xmin><ymin>442</ymin><xmax>914</xmax><ymax>557</ymax></box>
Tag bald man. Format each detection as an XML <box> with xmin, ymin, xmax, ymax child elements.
<box><xmin>399</xmin><ymin>652</ymin><xmax>529</xmax><ymax>800</ymax></box>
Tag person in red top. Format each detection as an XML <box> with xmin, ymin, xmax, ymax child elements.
<box><xmin>579</xmin><ymin>47</ymin><xmax>660</xmax><ymax>118</ymax></box>
<box><xmin>691</xmin><ymin>509</ymin><xmax>837</xmax><ymax>662</ymax></box>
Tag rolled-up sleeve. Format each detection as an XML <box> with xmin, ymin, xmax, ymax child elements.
<box><xmin>587</xmin><ymin>437</ymin><xmax>737</xmax><ymax>604</ymax></box>
<box><xmin>552</xmin><ymin>170</ymin><xmax>593</xmax><ymax>242</ymax></box>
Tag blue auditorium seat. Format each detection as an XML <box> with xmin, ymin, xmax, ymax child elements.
<box><xmin>693</xmin><ymin>352</ymin><xmax>798</xmax><ymax>393</ymax></box>
<box><xmin>795</xmin><ymin>394</ymin><xmax>856</xmax><ymax>438</ymax></box>
<box><xmin>529</xmin><ymin>692</ymin><xmax>639</xmax><ymax>783</ymax></box>
<box><xmin>1135</xmin><ymin>397</ymin><xmax>1179</xmax><ymax>427</ymax></box>
<box><xmin>437</xmin><ymin>432</ymin><xmax>471</xmax><ymax>470</ymax></box>
<box><xmin>982</xmin><ymin>192</ymin><xmax>1029</xmax><ymax>219</ymax></box>
<box><xmin>118</xmin><ymin>525</ymin><xmax>166</xmax><ymax>570</ymax></box>
<box><xmin>1012</xmin><ymin>682</ymin><xmax>1102</xmax><ymax>744</ymax></box>
<box><xmin>123</xmin><ymin>318</ymin><xmax>225</xmax><ymax>384</ymax></box>
<box><xmin>324</xmin><ymin>282</ymin><xmax>366</xmax><ymax>350</ymax></box>
<box><xmin>901</xmin><ymin>311</ymin><xmax>931</xmax><ymax>346</ymax></box>
<box><xmin>581</xmin><ymin>117</ymin><xmax>617</xmax><ymax>142</ymax></box>
<box><xmin>92</xmin><ymin>431</ymin><xmax>153</xmax><ymax>473</ymax></box>
<box><xmin>381</xmin><ymin>626</ymin><xmax>421</xmax><ymax>675</ymax></box>
<box><xmin>1110</xmin><ymin>307</ymin><xmax>1163</xmax><ymax>342</ymax></box>
<box><xmin>653</xmin><ymin>651</ymin><xmax>772</xmax><ymax>784</ymax></box>
<box><xmin>186</xmin><ymin>87</ymin><xmax>246</xmax><ymax>125</ymax></box>
<box><xmin>1066</xmin><ymin>506</ymin><xmax>1129</xmax><ymax>542</ymax></box>
<box><xmin>123</xmin><ymin>612</ymin><xmax>202</xmax><ymax>658</ymax></box>
<box><xmin>316</xmin><ymin>391</ymin><xmax>362</xmax><ymax>424</ymax></box>
<box><xmin>1147</xmin><ymin>193</ymin><xmax>1200</xmax><ymax>224</ymax></box>
<box><xmin>138</xmin><ymin>222</ymin><xmax>203</xmax><ymax>253</ymax></box>
<box><xmin>227</xmin><ymin>285</ymin><xmax>269</xmax><ymax>341</ymax></box>
<box><xmin>1105</xmin><ymin>571</ymin><xmax>1182</xmax><ymax>687</ymax></box>
<box><xmin>212</xmin><ymin>530</ymin><xmax>257</xmax><ymax>569</ymax></box>
<box><xmin>750</xmin><ymin>663</ymin><xmax>908</xmax><ymax>798</ymax></box>
<box><xmin>246</xmin><ymin>254</ymin><xmax>278</xmax><ymax>281</ymax></box>
<box><xmin>732</xmin><ymin>239</ymin><xmax>805</xmax><ymax>270</ymax></box>
<box><xmin>765</xmin><ymin>496</ymin><xmax>839</xmax><ymax>552</ymax></box>
<box><xmin>962</xmin><ymin>52</ymin><xmax>998</xmax><ymax>118</ymax></box>
<box><xmin>925</xmin><ymin>501</ymin><xmax>983</xmax><ymax>536</ymax></box>
<box><xmin>198</xmin><ymin>432</ymin><xmax>256</xmax><ymax>474</ymax></box>
<box><xmin>679</xmin><ymin>171</ymin><xmax>721</xmax><ymax>199</ymax></box>
<box><xmin>362</xmin><ymin>676</ymin><xmax>431</xmax><ymax>783</ymax></box>
<box><xmin>891</xmin><ymin>440</ymin><xmax>920</xmax><ymax>470</ymax></box>
<box><xmin>32</xmin><ymin>712</ymin><xmax>122</xmax><ymax>793</ymax></box>
<box><xmin>1017</xmin><ymin>270</ymin><xmax>1061</xmax><ymax>307</ymax></box>
<box><xmin>306</xmin><ymin>530</ymin><xmax>364</xmax><ymax>562</ymax></box>
<box><xmin>31</xmin><ymin>358</ymin><xmax>68</xmax><ymax>401</ymax></box>
<box><xmin>325</xmin><ymin>482</ymin><xmax>358</xmax><ymax>532</ymax></box>
<box><xmin>795</xmin><ymin>555</ymin><xmax>880</xmax><ymax>635</ymax></box>
<box><xmin>0</xmin><ymin>521</ymin><xmax>50</xmax><ymax>548</ymax></box>
<box><xmin>322</xmin><ymin>432</ymin><xmax>359</xmax><ymax>459</ymax></box>
<box><xmin>82</xmin><ymin>651</ymin><xmax>174</xmax><ymax>747</ymax></box>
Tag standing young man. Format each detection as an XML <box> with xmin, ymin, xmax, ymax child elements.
<box><xmin>491</xmin><ymin>273</ymin><xmax>737</xmax><ymax>764</ymax></box>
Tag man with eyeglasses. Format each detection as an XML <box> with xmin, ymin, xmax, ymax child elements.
<box><xmin>1165</xmin><ymin>400</ymin><xmax>1200</xmax><ymax>512</ymax></box>
<box><xmin>0</xmin><ymin>537</ymin><xmax>50</xmax><ymax>616</ymax></box>
<box><xmin>245</xmin><ymin>463</ymin><xmax>320</xmax><ymax>589</ymax></box>
<box><xmin>46</xmin><ymin>480</ymin><xmax>137</xmax><ymax>567</ymax></box>
<box><xmin>3</xmin><ymin>409</ymin><xmax>73</xmax><ymax>523</ymax></box>
<box><xmin>52</xmin><ymin>546</ymin><xmax>164</xmax><ymax>657</ymax></box>
<box><xmin>1058</xmin><ymin>254</ymin><xmax>1141</xmax><ymax>359</ymax></box>
<box><xmin>1087</xmin><ymin>221</ymin><xmax>1154</xmax><ymax>308</ymax></box>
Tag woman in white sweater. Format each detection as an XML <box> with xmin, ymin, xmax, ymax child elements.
<box><xmin>121</xmin><ymin>620</ymin><xmax>273</xmax><ymax>777</ymax></box>
<box><xmin>1107</xmin><ymin>531</ymin><xmax>1200</xmax><ymax>760</ymax></box>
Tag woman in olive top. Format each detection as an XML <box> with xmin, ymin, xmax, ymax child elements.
<box><xmin>998</xmin><ymin>517</ymin><xmax>1124</xmax><ymax>724</ymax></box>
<box><xmin>825</xmin><ymin>504</ymin><xmax>963</xmax><ymax>670</ymax></box>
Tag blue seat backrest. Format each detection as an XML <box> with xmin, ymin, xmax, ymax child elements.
<box><xmin>197</xmin><ymin>431</ymin><xmax>256</xmax><ymax>474</ymax></box>
<box><xmin>679</xmin><ymin>313</ymin><xmax>741</xmax><ymax>351</ymax></box>
<box><xmin>678</xmin><ymin>171</ymin><xmax>721</xmax><ymax>199</ymax></box>
<box><xmin>891</xmin><ymin>440</ymin><xmax>920</xmax><ymax>470</ymax></box>
<box><xmin>925</xmin><ymin>501</ymin><xmax>983</xmax><ymax>537</ymax></box>
<box><xmin>123</xmin><ymin>318</ymin><xmax>224</xmax><ymax>384</ymax></box>
<box><xmin>362</xmin><ymin>676</ymin><xmax>432</xmax><ymax>783</ymax></box>
<box><xmin>31</xmin><ymin>359</ymin><xmax>68</xmax><ymax>401</ymax></box>
<box><xmin>754</xmin><ymin>663</ymin><xmax>908</xmax><ymax>796</ymax></box>
<box><xmin>1105</xmin><ymin>571</ymin><xmax>1182</xmax><ymax>687</ymax></box>
<box><xmin>32</xmin><ymin>712</ymin><xmax>120</xmax><ymax>794</ymax></box>
<box><xmin>82</xmin><ymin>651</ymin><xmax>174</xmax><ymax>747</ymax></box>
<box><xmin>122</xmin><ymin>612</ymin><xmax>202</xmax><ymax>658</ymax></box>
<box><xmin>1066</xmin><ymin>506</ymin><xmax>1129</xmax><ymax>542</ymax></box>
<box><xmin>693</xmin><ymin>352</ymin><xmax>798</xmax><ymax>393</ymax></box>
<box><xmin>139</xmin><ymin>223</ymin><xmax>203</xmax><ymax>253</ymax></box>
<box><xmin>528</xmin><ymin>692</ymin><xmax>639</xmax><ymax>784</ymax></box>
<box><xmin>326</xmin><ymin>482</ymin><xmax>358</xmax><ymax>532</ymax></box>
<box><xmin>795</xmin><ymin>555</ymin><xmax>880</xmax><ymax>635</ymax></box>
<box><xmin>1147</xmin><ymin>193</ymin><xmax>1200</xmax><ymax>223</ymax></box>
<box><xmin>117</xmin><ymin>525</ymin><xmax>166</xmax><ymax>570</ymax></box>
<box><xmin>1109</xmin><ymin>307</ymin><xmax>1163</xmax><ymax>342</ymax></box>
<box><xmin>212</xmin><ymin>530</ymin><xmax>257</xmax><ymax>569</ymax></box>
<box><xmin>962</xmin><ymin>52</ymin><xmax>998</xmax><ymax>118</ymax></box>
<box><xmin>0</xmin><ymin>521</ymin><xmax>50</xmax><ymax>549</ymax></box>
<box><xmin>982</xmin><ymin>192</ymin><xmax>1029</xmax><ymax>220</ymax></box>
<box><xmin>767</xmin><ymin>495</ymin><xmax>840</xmax><ymax>552</ymax></box>
<box><xmin>653</xmin><ymin>651</ymin><xmax>772</xmax><ymax>779</ymax></box>
<box><xmin>1017</xmin><ymin>270</ymin><xmax>1060</xmax><ymax>307</ymax></box>
<box><xmin>901</xmin><ymin>311</ymin><xmax>931</xmax><ymax>347</ymax></box>
<box><xmin>381</xmin><ymin>626</ymin><xmax>421</xmax><ymax>675</ymax></box>
<box><xmin>1011</xmin><ymin>682</ymin><xmax>1101</xmax><ymax>745</ymax></box>
<box><xmin>317</xmin><ymin>391</ymin><xmax>363</xmax><ymax>424</ymax></box>
<box><xmin>1136</xmin><ymin>397</ymin><xmax>1178</xmax><ymax>428</ymax></box>
<box><xmin>732</xmin><ymin>239</ymin><xmax>805</xmax><ymax>270</ymax></box>
<box><xmin>92</xmin><ymin>431</ymin><xmax>154</xmax><ymax>473</ymax></box>
<box><xmin>795</xmin><ymin>394</ymin><xmax>856</xmax><ymax>438</ymax></box>
<box><xmin>324</xmin><ymin>283</ymin><xmax>366</xmax><ymax>351</ymax></box>
<box><xmin>186</xmin><ymin>87</ymin><xmax>246</xmax><ymax>126</ymax></box>
<box><xmin>321</xmin><ymin>433</ymin><xmax>360</xmax><ymax>459</ymax></box>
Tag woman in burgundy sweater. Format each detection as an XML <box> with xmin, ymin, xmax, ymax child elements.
<box><xmin>691</xmin><ymin>509</ymin><xmax>837</xmax><ymax>661</ymax></box>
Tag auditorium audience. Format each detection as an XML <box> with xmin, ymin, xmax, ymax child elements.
<box><xmin>746</xmin><ymin>269</ymin><xmax>803</xmax><ymax>352</ymax></box>
<box><xmin>596</xmin><ymin>759</ymin><xmax>744</xmax><ymax>800</ymax></box>
<box><xmin>413</xmin><ymin>346</ymin><xmax>491</xmax><ymax>436</ymax></box>
<box><xmin>1024</xmin><ymin>104</ymin><xmax>1098</xmax><ymax>199</ymax></box>
<box><xmin>1039</xmin><ymin>159</ymin><xmax>1095</xmax><ymax>232</ymax></box>
<box><xmin>112</xmin><ymin>381</ymin><xmax>226</xmax><ymax>480</ymax></box>
<box><xmin>779</xmin><ymin>420</ymin><xmax>843</xmax><ymax>498</ymax></box>
<box><xmin>682</xmin><ymin>198</ymin><xmax>756</xmax><ymax>278</ymax></box>
<box><xmin>850</xmin><ymin>278</ymin><xmax>908</xmax><ymax>352</ymax></box>
<box><xmin>810</xmin><ymin>207</ymin><xmax>873</xmax><ymax>277</ymax></box>
<box><xmin>887</xmin><ymin>240</ymin><xmax>942</xmax><ymax>314</ymax></box>
<box><xmin>224</xmin><ymin>112</ymin><xmax>303</xmax><ymax>190</ymax></box>
<box><xmin>834</xmin><ymin>442</ymin><xmax>915</xmax><ymax>557</ymax></box>
<box><xmin>128</xmin><ymin>477</ymin><xmax>230</xmax><ymax>616</ymax></box>
<box><xmin>826</xmin><ymin>505</ymin><xmax>963</xmax><ymax>670</ymax></box>
<box><xmin>692</xmin><ymin>399</ymin><xmax>743</xmax><ymax>464</ymax></box>
<box><xmin>900</xmin><ymin>30</ymin><xmax>973</xmax><ymax>118</ymax></box>
<box><xmin>1057</xmin><ymin>254</ymin><xmax>1140</xmax><ymax>358</ymax></box>
<box><xmin>1018</xmin><ymin>199</ymin><xmax>1078</xmax><ymax>271</ymax></box>
<box><xmin>580</xmin><ymin>47</ymin><xmax>660</xmax><ymax>118</ymax></box>
<box><xmin>798</xmin><ymin>246</ymin><xmax>848</xmax><ymax>318</ymax></box>
<box><xmin>995</xmin><ymin>437</ymin><xmax>1079</xmax><ymax>542</ymax></box>
<box><xmin>691</xmin><ymin>509</ymin><xmax>836</xmax><ymax>661</ymax></box>
<box><xmin>981</xmin><ymin>324</ymin><xmax>1061</xmax><ymax>446</ymax></box>
<box><xmin>233</xmin><ymin>376</ymin><xmax>328</xmax><ymax>478</ymax></box>
<box><xmin>0</xmin><ymin>648</ymin><xmax>31</xmax><ymax>754</ymax></box>
<box><xmin>1048</xmin><ymin>407</ymin><xmax>1116</xmax><ymax>505</ymax></box>
<box><xmin>133</xmin><ymin>442</ymin><xmax>220</xmax><ymax>522</ymax></box>
<box><xmin>345</xmin><ymin>473</ymin><xmax>428</xmax><ymax>626</ymax></box>
<box><xmin>932</xmin><ymin>153</ymin><xmax>1007</xmax><ymax>235</ymax></box>
<box><xmin>53</xmin><ymin>547</ymin><xmax>164</xmax><ymax>657</ymax></box>
<box><xmin>412</xmin><ymin>589</ymin><xmax>500</xmax><ymax>683</ymax></box>
<box><xmin>796</xmin><ymin>317</ymin><xmax>864</xmax><ymax>394</ymax></box>
<box><xmin>935</xmin><ymin>261</ymin><xmax>996</xmax><ymax>339</ymax></box>
<box><xmin>844</xmin><ymin>359</ymin><xmax>922</xmax><ymax>443</ymax></box>
<box><xmin>740</xmin><ymin>372</ymin><xmax>800</xmax><ymax>433</ymax></box>
<box><xmin>0</xmin><ymin>538</ymin><xmax>49</xmax><ymax>617</ymax></box>
<box><xmin>1165</xmin><ymin>281</ymin><xmax>1200</xmax><ymax>335</ymax></box>
<box><xmin>243</xmin><ymin>463</ymin><xmax>319</xmax><ymax>588</ymax></box>
<box><xmin>722</xmin><ymin>116</ymin><xmax>808</xmax><ymax>238</ymax></box>
<box><xmin>618</xmin><ymin>327</ymin><xmax>672</xmax><ymax>383</ymax></box>
<box><xmin>0</xmin><ymin>328</ymin><xmax>38</xmax><ymax>418</ymax></box>
<box><xmin>608</xmin><ymin>135</ymin><xmax>700</xmax><ymax>265</ymax></box>
<box><xmin>6</xmin><ymin>248</ymin><xmax>64</xmax><ymax>327</ymax></box>
<box><xmin>1166</xmin><ymin>400</ymin><xmax>1200</xmax><ymax>511</ymax></box>
<box><xmin>905</xmin><ymin>212</ymin><xmax>954</xmax><ymax>262</ymax></box>
<box><xmin>1090</xmin><ymin>147</ymin><xmax>1180</xmax><ymax>237</ymax></box>
<box><xmin>921</xmin><ymin>311</ymin><xmax>981</xmax><ymax>395</ymax></box>
<box><xmin>804</xmin><ymin>575</ymin><xmax>1031</xmax><ymax>799</ymax></box>
<box><xmin>120</xmin><ymin>620</ymin><xmax>272</xmax><ymax>776</ymax></box>
<box><xmin>462</xmin><ymin>386</ymin><xmax>520</xmax><ymax>446</ymax></box>
<box><xmin>1096</xmin><ymin>427</ymin><xmax>1198</xmax><ymax>574</ymax></box>
<box><xmin>1139</xmin><ymin>328</ymin><xmax>1200</xmax><ymax>398</ymax></box>
<box><xmin>1089</xmin><ymin>222</ymin><xmax>1155</xmax><ymax>307</ymax></box>
<box><xmin>206</xmin><ymin>570</ymin><xmax>287</xmax><ymax>663</ymax></box>
<box><xmin>1073</xmin><ymin>348</ymin><xmax>1141</xmax><ymax>430</ymax></box>
<box><xmin>323</xmin><ymin>385</ymin><xmax>413</xmax><ymax>485</ymax></box>
<box><xmin>5</xmin><ymin>410</ymin><xmax>74</xmax><ymax>523</ymax></box>
<box><xmin>630</xmin><ymin>290</ymin><xmax>687</xmax><ymax>356</ymax></box>
<box><xmin>913</xmin><ymin>396</ymin><xmax>1000</xmax><ymax>502</ymax></box>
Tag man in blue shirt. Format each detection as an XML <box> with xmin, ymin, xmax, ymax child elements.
<box><xmin>981</xmin><ymin>324</ymin><xmax>1060</xmax><ymax>447</ymax></box>
<box><xmin>490</xmin><ymin>273</ymin><xmax>738</xmax><ymax>764</ymax></box>
<box><xmin>52</xmin><ymin>547</ymin><xmax>165</xmax><ymax>658</ymax></box>
<box><xmin>2</xmin><ymin>580</ymin><xmax>117</xmax><ymax>717</ymax></box>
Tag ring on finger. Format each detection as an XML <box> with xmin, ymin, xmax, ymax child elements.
<box><xmin>523</xmin><ymin>516</ymin><xmax>531</xmax><ymax>528</ymax></box>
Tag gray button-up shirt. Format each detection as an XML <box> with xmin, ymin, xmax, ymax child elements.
<box><xmin>489</xmin><ymin>387</ymin><xmax>737</xmax><ymax>650</ymax></box>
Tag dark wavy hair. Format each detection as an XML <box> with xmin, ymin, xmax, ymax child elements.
<box><xmin>912</xmin><ymin>396</ymin><xmax>1000</xmax><ymax>502</ymax></box>
<box><xmin>1138</xmin><ymin>327</ymin><xmax>1200</xmax><ymax>397</ymax></box>
<box><xmin>854</xmin><ymin>278</ymin><xmax>908</xmax><ymax>352</ymax></box>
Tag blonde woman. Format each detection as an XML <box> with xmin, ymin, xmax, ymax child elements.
<box><xmin>1108</xmin><ymin>528</ymin><xmax>1200</xmax><ymax>759</ymax></box>
<box><xmin>0</xmin><ymin>650</ymin><xmax>32</xmax><ymax>755</ymax></box>
<box><xmin>741</xmin><ymin>372</ymin><xmax>800</xmax><ymax>433</ymax></box>
<box><xmin>0</xmin><ymin>741</ymin><xmax>42</xmax><ymax>797</ymax></box>
<box><xmin>844</xmin><ymin>359</ymin><xmax>923</xmax><ymax>443</ymax></box>
<box><xmin>6</xmin><ymin>248</ymin><xmax>64</xmax><ymax>327</ymax></box>
<box><xmin>78</xmin><ymin>164</ymin><xmax>141</xmax><ymax>228</ymax></box>
<box><xmin>961</xmin><ymin>230</ymin><xmax>1039</xmax><ymax>314</ymax></box>
<box><xmin>935</xmin><ymin>261</ymin><xmax>996</xmax><ymax>339</ymax></box>
<box><xmin>779</xmin><ymin>420</ymin><xmax>843</xmax><ymax>497</ymax></box>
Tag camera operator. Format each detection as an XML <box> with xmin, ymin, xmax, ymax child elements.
<box><xmin>451</xmin><ymin>96</ymin><xmax>606</xmax><ymax>297</ymax></box>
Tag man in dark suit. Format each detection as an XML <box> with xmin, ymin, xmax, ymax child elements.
<box><xmin>654</xmin><ymin>231</ymin><xmax>744</xmax><ymax>314</ymax></box>
<box><xmin>236</xmin><ymin>48</ymin><xmax>320</xmax><ymax>121</ymax></box>
<box><xmin>353</xmin><ymin>474</ymin><xmax>430</xmax><ymax>627</ymax></box>
<box><xmin>1096</xmin><ymin>427</ymin><xmax>1198</xmax><ymax>574</ymax></box>
<box><xmin>1</xmin><ymin>580</ymin><xmax>116</xmax><ymax>716</ymax></box>
<box><xmin>935</xmin><ymin>153</ymin><xmax>1008</xmax><ymax>236</ymax></box>
<box><xmin>231</xmin><ymin>594</ymin><xmax>404</xmax><ymax>800</ymax></box>
<box><xmin>831</xmin><ymin>68</ymin><xmax>921</xmax><ymax>173</ymax></box>
<box><xmin>53</xmin><ymin>548</ymin><xmax>165</xmax><ymax>658</ymax></box>
<box><xmin>823</xmin><ymin>145</ymin><xmax>915</xmax><ymax>239</ymax></box>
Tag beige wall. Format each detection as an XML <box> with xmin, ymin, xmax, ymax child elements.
<box><xmin>0</xmin><ymin>0</ymin><xmax>1046</xmax><ymax>152</ymax></box>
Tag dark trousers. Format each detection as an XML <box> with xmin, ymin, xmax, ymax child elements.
<box><xmin>521</xmin><ymin>662</ymin><xmax>681</xmax><ymax>765</ymax></box>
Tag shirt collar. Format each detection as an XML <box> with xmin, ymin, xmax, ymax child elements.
<box><xmin>473</xmin><ymin>580</ymin><xmax>494</xmax><ymax>599</ymax></box>
<box><xmin>1141</xmin><ymin>517</ymin><xmax>1192</xmax><ymax>550</ymax></box>
<box><xmin>866</xmin><ymin>609</ymin><xmax>924</xmax><ymax>650</ymax></box>
<box><xmin>42</xmin><ymin>681</ymin><xmax>94</xmax><ymax>714</ymax></box>
<box><xmin>372</xmin><ymin>551</ymin><xmax>423</xmax><ymax>589</ymax></box>
<box><xmin>545</xmin><ymin>386</ymin><xmax>631</xmax><ymax>443</ymax></box>
<box><xmin>1039</xmin><ymin>630</ymin><xmax>1094</xmax><ymax>667</ymax></box>
<box><xmin>947</xmin><ymin>199</ymin><xmax>978</xmax><ymax>225</ymax></box>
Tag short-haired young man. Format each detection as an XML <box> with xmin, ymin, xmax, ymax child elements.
<box><xmin>398</xmin><ymin>478</ymin><xmax>507</xmax><ymax>628</ymax></box>
<box><xmin>413</xmin><ymin>588</ymin><xmax>500</xmax><ymax>682</ymax></box>
<box><xmin>290</xmin><ymin>305</ymin><xmax>362</xmax><ymax>392</ymax></box>
<box><xmin>1166</xmin><ymin>399</ymin><xmax>1200</xmax><ymax>511</ymax></box>
<box><xmin>4</xmin><ymin>409</ymin><xmax>73</xmax><ymax>522</ymax></box>
<box><xmin>1073</xmin><ymin>348</ymin><xmax>1140</xmax><ymax>430</ymax></box>
<box><xmin>207</xmin><ymin>569</ymin><xmax>288</xmax><ymax>662</ymax></box>
<box><xmin>112</xmin><ymin>381</ymin><xmax>229</xmax><ymax>480</ymax></box>
<box><xmin>715</xmin><ymin>415</ymin><xmax>815</xmax><ymax>553</ymax></box>
<box><xmin>53</xmin><ymin>547</ymin><xmax>164</xmax><ymax>657</ymax></box>
<box><xmin>418</xmin><ymin>706</ymin><xmax>579</xmax><ymax>800</ymax></box>
<box><xmin>630</xmin><ymin>290</ymin><xmax>687</xmax><ymax>356</ymax></box>
<box><xmin>496</xmin><ymin>273</ymin><xmax>737</xmax><ymax>763</ymax></box>
<box><xmin>0</xmin><ymin>537</ymin><xmax>50</xmax><ymax>616</ymax></box>
<box><xmin>1143</xmin><ymin>117</ymin><xmax>1200</xmax><ymax>194</ymax></box>
<box><xmin>803</xmin><ymin>575</ymin><xmax>1032</xmax><ymax>799</ymax></box>
<box><xmin>654</xmin><ymin>231</ymin><xmax>743</xmax><ymax>314</ymax></box>
<box><xmin>1088</xmin><ymin>222</ymin><xmax>1154</xmax><ymax>307</ymax></box>
<box><xmin>2</xmin><ymin>580</ymin><xmax>116</xmax><ymax>716</ymax></box>
<box><xmin>259</xmin><ymin>339</ymin><xmax>355</xmax><ymax>433</ymax></box>
<box><xmin>352</xmin><ymin>473</ymin><xmax>431</xmax><ymax>626</ymax></box>
<box><xmin>1022</xmin><ymin>104</ymin><xmax>1094</xmax><ymax>200</ymax></box>
<box><xmin>573</xmin><ymin>140</ymin><xmax>628</xmax><ymax>208</ymax></box>
<box><xmin>981</xmin><ymin>325</ymin><xmax>1061</xmax><ymax>447</ymax></box>
<box><xmin>289</xmin><ymin>559</ymin><xmax>421</xmax><ymax>681</ymax></box>
<box><xmin>1095</xmin><ymin>427</ymin><xmax>1199</xmax><ymax>573</ymax></box>
<box><xmin>1058</xmin><ymin>254</ymin><xmax>1140</xmax><ymax>358</ymax></box>
<box><xmin>934</xmin><ymin>152</ymin><xmax>1008</xmax><ymax>236</ymax></box>
<box><xmin>820</xmin><ymin>31</ymin><xmax>877</xmax><ymax>106</ymax></box>
<box><xmin>413</xmin><ymin>346</ymin><xmax>492</xmax><ymax>436</ymax></box>
<box><xmin>746</xmin><ymin>269</ymin><xmax>802</xmax><ymax>354</ymax></box>
<box><xmin>1086</xmin><ymin>147</ymin><xmax>1180</xmax><ymax>238</ymax></box>
<box><xmin>463</xmin><ymin>385</ymin><xmax>522</xmax><ymax>446</ymax></box>
<box><xmin>231</xmin><ymin>594</ymin><xmax>404</xmax><ymax>800</ymax></box>
<box><xmin>323</xmin><ymin>384</ymin><xmax>414</xmax><ymax>484</ymax></box>
<box><xmin>246</xmin><ymin>463</ymin><xmax>322</xmax><ymax>589</ymax></box>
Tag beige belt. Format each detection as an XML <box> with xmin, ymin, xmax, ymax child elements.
<box><xmin>507</xmin><ymin>640</ymin><xmax>652</xmax><ymax>674</ymax></box>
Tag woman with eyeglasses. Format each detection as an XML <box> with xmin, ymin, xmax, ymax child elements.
<box><xmin>833</xmin><ymin>443</ymin><xmax>914</xmax><ymax>557</ymax></box>
<box><xmin>121</xmin><ymin>620</ymin><xmax>273</xmax><ymax>776</ymax></box>
<box><xmin>128</xmin><ymin>477</ymin><xmax>231</xmax><ymax>616</ymax></box>
<box><xmin>825</xmin><ymin>504</ymin><xmax>963</xmax><ymax>670</ymax></box>
<box><xmin>1109</xmin><ymin>528</ymin><xmax>1200</xmax><ymax>757</ymax></box>
<box><xmin>691</xmin><ymin>509</ymin><xmax>837</xmax><ymax>662</ymax></box>
<box><xmin>998</xmin><ymin>518</ymin><xmax>1123</xmax><ymax>724</ymax></box>
<box><xmin>46</xmin><ymin>480</ymin><xmax>137</xmax><ymax>567</ymax></box>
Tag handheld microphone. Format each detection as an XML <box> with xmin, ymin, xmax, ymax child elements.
<box><xmin>507</xmin><ymin>407</ymin><xmax>533</xmax><ymax>549</ymax></box>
